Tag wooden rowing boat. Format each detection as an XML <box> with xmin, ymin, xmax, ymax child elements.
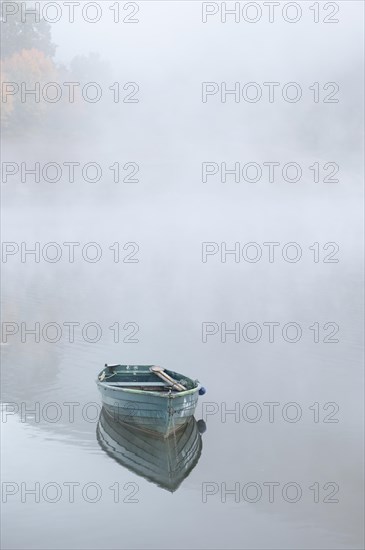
<box><xmin>96</xmin><ymin>364</ymin><xmax>205</xmax><ymax>437</ymax></box>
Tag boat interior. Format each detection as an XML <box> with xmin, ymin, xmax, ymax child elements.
<box><xmin>99</xmin><ymin>365</ymin><xmax>196</xmax><ymax>392</ymax></box>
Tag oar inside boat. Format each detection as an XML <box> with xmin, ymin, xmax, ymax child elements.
<box><xmin>150</xmin><ymin>366</ymin><xmax>187</xmax><ymax>391</ymax></box>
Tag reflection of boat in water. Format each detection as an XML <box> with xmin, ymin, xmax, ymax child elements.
<box><xmin>96</xmin><ymin>364</ymin><xmax>206</xmax><ymax>437</ymax></box>
<box><xmin>97</xmin><ymin>408</ymin><xmax>205</xmax><ymax>492</ymax></box>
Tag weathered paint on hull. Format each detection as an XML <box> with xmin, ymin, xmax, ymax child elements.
<box><xmin>97</xmin><ymin>383</ymin><xmax>199</xmax><ymax>437</ymax></box>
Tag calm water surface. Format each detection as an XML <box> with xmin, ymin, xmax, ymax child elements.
<box><xmin>1</xmin><ymin>184</ymin><xmax>363</xmax><ymax>549</ymax></box>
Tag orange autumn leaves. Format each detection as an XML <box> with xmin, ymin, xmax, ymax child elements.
<box><xmin>1</xmin><ymin>48</ymin><xmax>57</xmax><ymax>132</ymax></box>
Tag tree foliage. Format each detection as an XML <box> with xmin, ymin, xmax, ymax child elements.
<box><xmin>1</xmin><ymin>48</ymin><xmax>57</xmax><ymax>131</ymax></box>
<box><xmin>0</xmin><ymin>0</ymin><xmax>56</xmax><ymax>58</ymax></box>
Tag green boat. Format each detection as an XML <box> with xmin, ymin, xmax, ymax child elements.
<box><xmin>97</xmin><ymin>408</ymin><xmax>204</xmax><ymax>492</ymax></box>
<box><xmin>96</xmin><ymin>364</ymin><xmax>205</xmax><ymax>437</ymax></box>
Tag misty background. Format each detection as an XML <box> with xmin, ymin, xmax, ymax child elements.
<box><xmin>1</xmin><ymin>1</ymin><xmax>364</xmax><ymax>549</ymax></box>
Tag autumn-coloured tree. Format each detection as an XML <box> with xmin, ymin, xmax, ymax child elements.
<box><xmin>0</xmin><ymin>0</ymin><xmax>57</xmax><ymax>134</ymax></box>
<box><xmin>0</xmin><ymin>3</ymin><xmax>110</xmax><ymax>137</ymax></box>
<box><xmin>0</xmin><ymin>64</ymin><xmax>14</xmax><ymax>127</ymax></box>
<box><xmin>1</xmin><ymin>48</ymin><xmax>58</xmax><ymax>134</ymax></box>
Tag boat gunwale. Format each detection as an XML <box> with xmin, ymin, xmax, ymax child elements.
<box><xmin>96</xmin><ymin>379</ymin><xmax>199</xmax><ymax>398</ymax></box>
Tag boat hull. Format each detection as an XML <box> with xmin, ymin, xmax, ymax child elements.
<box><xmin>97</xmin><ymin>376</ymin><xmax>199</xmax><ymax>437</ymax></box>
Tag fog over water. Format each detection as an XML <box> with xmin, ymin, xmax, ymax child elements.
<box><xmin>1</xmin><ymin>1</ymin><xmax>364</xmax><ymax>549</ymax></box>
